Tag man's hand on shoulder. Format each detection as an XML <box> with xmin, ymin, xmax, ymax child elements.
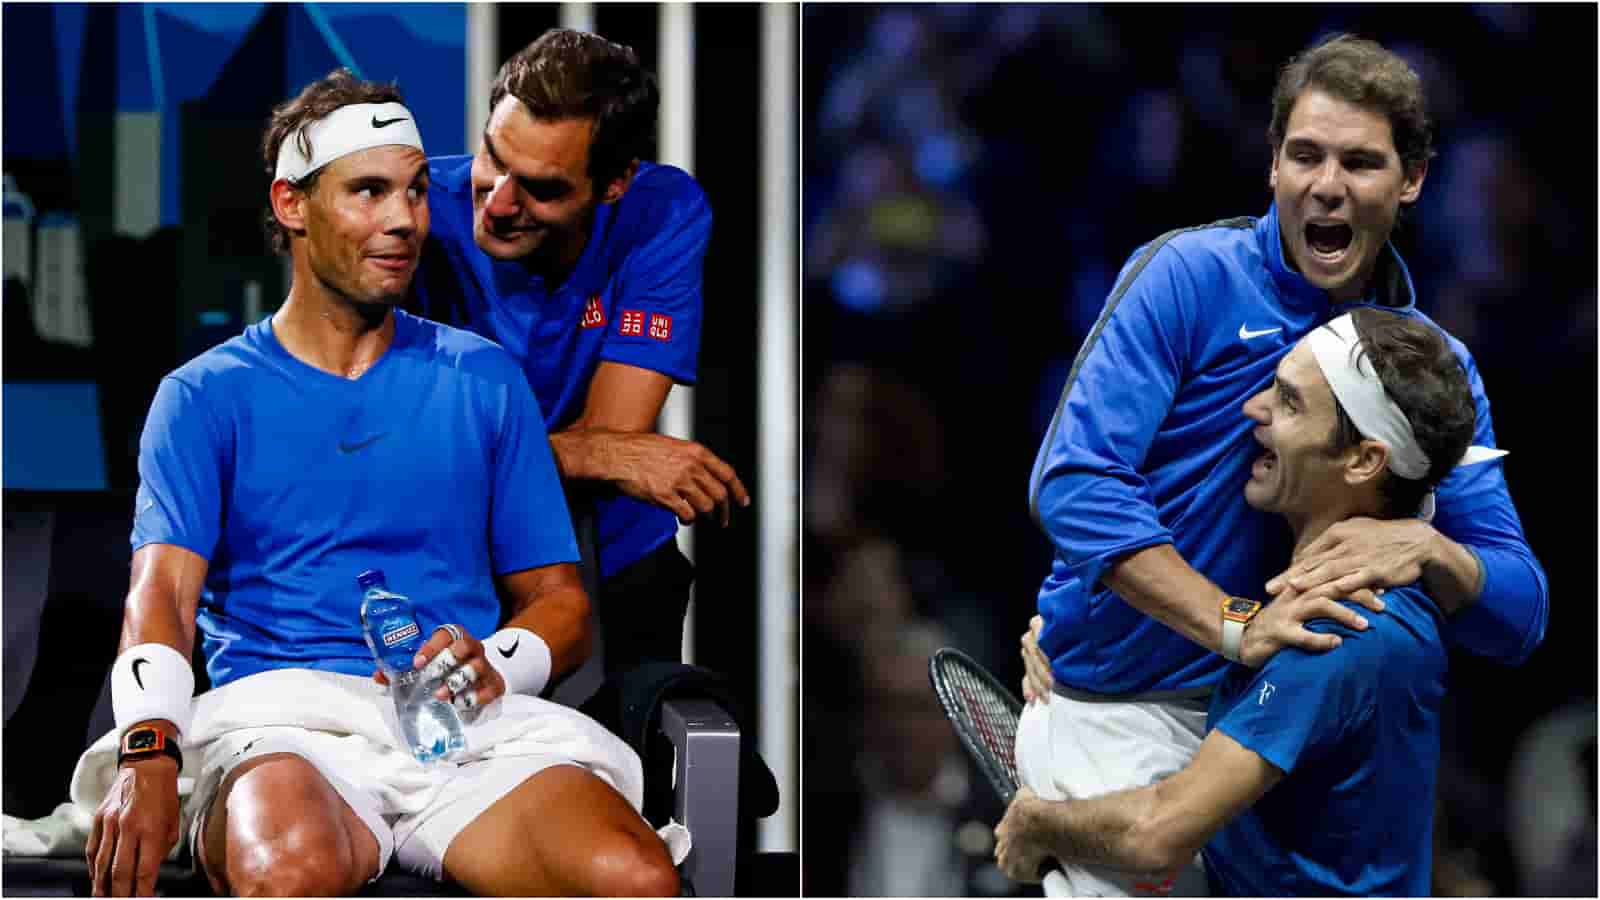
<box><xmin>1238</xmin><ymin>584</ymin><xmax>1385</xmax><ymax>668</ymax></box>
<box><xmin>1266</xmin><ymin>517</ymin><xmax>1440</xmax><ymax>606</ymax></box>
<box><xmin>589</xmin><ymin>430</ymin><xmax>751</xmax><ymax>526</ymax></box>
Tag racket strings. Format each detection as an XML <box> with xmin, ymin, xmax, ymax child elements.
<box><xmin>943</xmin><ymin>659</ymin><xmax>1022</xmax><ymax>788</ymax></box>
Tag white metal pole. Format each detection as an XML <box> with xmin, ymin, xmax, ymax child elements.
<box><xmin>559</xmin><ymin>3</ymin><xmax>595</xmax><ymax>34</ymax></box>
<box><xmin>757</xmin><ymin>2</ymin><xmax>797</xmax><ymax>854</ymax></box>
<box><xmin>657</xmin><ymin>2</ymin><xmax>697</xmax><ymax>664</ymax></box>
<box><xmin>466</xmin><ymin>3</ymin><xmax>497</xmax><ymax>151</ymax></box>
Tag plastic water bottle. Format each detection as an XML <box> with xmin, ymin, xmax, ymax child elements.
<box><xmin>357</xmin><ymin>569</ymin><xmax>466</xmax><ymax>764</ymax></box>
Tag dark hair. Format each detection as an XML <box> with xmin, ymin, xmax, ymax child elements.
<box><xmin>261</xmin><ymin>69</ymin><xmax>404</xmax><ymax>255</ymax></box>
<box><xmin>1323</xmin><ymin>308</ymin><xmax>1475</xmax><ymax>518</ymax></box>
<box><xmin>1268</xmin><ymin>34</ymin><xmax>1434</xmax><ymax>183</ymax></box>
<box><xmin>489</xmin><ymin>28</ymin><xmax>658</xmax><ymax>189</ymax></box>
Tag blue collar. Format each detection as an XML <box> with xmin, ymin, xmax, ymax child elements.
<box><xmin>1257</xmin><ymin>202</ymin><xmax>1417</xmax><ymax>314</ymax></box>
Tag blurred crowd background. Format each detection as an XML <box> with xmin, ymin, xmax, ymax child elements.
<box><xmin>803</xmin><ymin>4</ymin><xmax>1595</xmax><ymax>896</ymax></box>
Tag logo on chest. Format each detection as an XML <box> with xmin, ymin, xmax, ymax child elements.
<box><xmin>580</xmin><ymin>295</ymin><xmax>607</xmax><ymax>330</ymax></box>
<box><xmin>618</xmin><ymin>309</ymin><xmax>672</xmax><ymax>342</ymax></box>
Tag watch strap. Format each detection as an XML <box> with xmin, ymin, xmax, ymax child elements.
<box><xmin>1221</xmin><ymin>616</ymin><xmax>1248</xmax><ymax>663</ymax></box>
<box><xmin>1220</xmin><ymin>596</ymin><xmax>1260</xmax><ymax>664</ymax></box>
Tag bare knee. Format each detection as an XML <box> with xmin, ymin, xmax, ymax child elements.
<box><xmin>210</xmin><ymin>754</ymin><xmax>372</xmax><ymax>897</ymax></box>
<box><xmin>587</xmin><ymin>832</ymin><xmax>680</xmax><ymax>897</ymax></box>
<box><xmin>228</xmin><ymin>827</ymin><xmax>362</xmax><ymax>897</ymax></box>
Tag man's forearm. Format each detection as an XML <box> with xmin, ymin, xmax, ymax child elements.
<box><xmin>1104</xmin><ymin>544</ymin><xmax>1233</xmax><ymax>654</ymax></box>
<box><xmin>1030</xmin><ymin>785</ymin><xmax>1176</xmax><ymax>876</ymax></box>
<box><xmin>1420</xmin><ymin>530</ymin><xmax>1484</xmax><ymax>616</ymax></box>
<box><xmin>548</xmin><ymin>428</ymin><xmax>613</xmax><ymax>483</ymax></box>
<box><xmin>501</xmin><ymin>571</ymin><xmax>593</xmax><ymax>678</ymax></box>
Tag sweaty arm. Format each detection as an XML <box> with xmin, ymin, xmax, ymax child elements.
<box><xmin>89</xmin><ymin>547</ymin><xmax>204</xmax><ymax>898</ymax></box>
<box><xmin>996</xmin><ymin>730</ymin><xmax>1281</xmax><ymax>879</ymax></box>
<box><xmin>495</xmin><ymin>563</ymin><xmax>592</xmax><ymax>679</ymax></box>
<box><xmin>93</xmin><ymin>372</ymin><xmax>221</xmax><ymax>897</ymax></box>
<box><xmin>117</xmin><ymin>544</ymin><xmax>207</xmax><ymax>730</ymax></box>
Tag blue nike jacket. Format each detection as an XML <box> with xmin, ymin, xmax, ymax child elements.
<box><xmin>1029</xmin><ymin>203</ymin><xmax>1548</xmax><ymax>694</ymax></box>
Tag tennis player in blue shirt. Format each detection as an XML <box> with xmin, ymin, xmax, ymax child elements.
<box><xmin>86</xmin><ymin>72</ymin><xmax>679</xmax><ymax>898</ymax></box>
<box><xmin>999</xmin><ymin>308</ymin><xmax>1486</xmax><ymax>895</ymax></box>
<box><xmin>1009</xmin><ymin>35</ymin><xmax>1545</xmax><ymax>896</ymax></box>
<box><xmin>411</xmin><ymin>29</ymin><xmax>749</xmax><ymax>676</ymax></box>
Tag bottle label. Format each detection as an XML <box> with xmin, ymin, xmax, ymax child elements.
<box><xmin>381</xmin><ymin>621</ymin><xmax>420</xmax><ymax>648</ymax></box>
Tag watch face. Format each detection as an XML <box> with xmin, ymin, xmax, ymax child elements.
<box><xmin>126</xmin><ymin>730</ymin><xmax>160</xmax><ymax>752</ymax></box>
<box><xmin>1226</xmin><ymin>598</ymin><xmax>1257</xmax><ymax>615</ymax></box>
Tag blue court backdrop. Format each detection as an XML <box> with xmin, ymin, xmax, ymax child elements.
<box><xmin>4</xmin><ymin>3</ymin><xmax>469</xmax><ymax>490</ymax></box>
<box><xmin>4</xmin><ymin>3</ymin><xmax>467</xmax><ymax>226</ymax></box>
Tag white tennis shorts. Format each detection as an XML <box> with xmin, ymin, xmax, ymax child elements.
<box><xmin>1014</xmin><ymin>690</ymin><xmax>1211</xmax><ymax>897</ymax></box>
<box><xmin>187</xmin><ymin>726</ymin><xmax>579</xmax><ymax>882</ymax></box>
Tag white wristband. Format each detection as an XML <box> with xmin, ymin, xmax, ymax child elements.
<box><xmin>111</xmin><ymin>643</ymin><xmax>196</xmax><ymax>738</ymax></box>
<box><xmin>482</xmin><ymin>628</ymin><xmax>552</xmax><ymax>697</ymax></box>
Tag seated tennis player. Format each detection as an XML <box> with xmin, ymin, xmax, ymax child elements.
<box><xmin>996</xmin><ymin>308</ymin><xmax>1503</xmax><ymax>895</ymax></box>
<box><xmin>84</xmin><ymin>71</ymin><xmax>679</xmax><ymax>897</ymax></box>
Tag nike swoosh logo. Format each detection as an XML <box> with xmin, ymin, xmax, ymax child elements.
<box><xmin>339</xmin><ymin>434</ymin><xmax>388</xmax><ymax>454</ymax></box>
<box><xmin>132</xmin><ymin>657</ymin><xmax>148</xmax><ymax>690</ymax></box>
<box><xmin>1238</xmin><ymin>324</ymin><xmax>1284</xmax><ymax>340</ymax></box>
<box><xmin>497</xmin><ymin>639</ymin><xmax>519</xmax><ymax>659</ymax></box>
<box><xmin>371</xmin><ymin>115</ymin><xmax>408</xmax><ymax>129</ymax></box>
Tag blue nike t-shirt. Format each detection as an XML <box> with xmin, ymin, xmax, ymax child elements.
<box><xmin>411</xmin><ymin>156</ymin><xmax>710</xmax><ymax>578</ymax></box>
<box><xmin>130</xmin><ymin>310</ymin><xmax>581</xmax><ymax>688</ymax></box>
<box><xmin>1202</xmin><ymin>585</ymin><xmax>1446</xmax><ymax>896</ymax></box>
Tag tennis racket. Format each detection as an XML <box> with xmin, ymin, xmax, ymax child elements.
<box><xmin>928</xmin><ymin>647</ymin><xmax>1071</xmax><ymax>892</ymax></box>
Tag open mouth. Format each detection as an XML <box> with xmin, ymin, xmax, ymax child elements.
<box><xmin>1252</xmin><ymin>449</ymin><xmax>1278</xmax><ymax>478</ymax></box>
<box><xmin>1305</xmin><ymin>223</ymin><xmax>1353</xmax><ymax>262</ymax></box>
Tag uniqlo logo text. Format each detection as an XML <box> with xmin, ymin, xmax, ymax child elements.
<box><xmin>619</xmin><ymin>309</ymin><xmax>646</xmax><ymax>337</ymax></box>
<box><xmin>648</xmin><ymin>313</ymin><xmax>672</xmax><ymax>342</ymax></box>
<box><xmin>580</xmin><ymin>295</ymin><xmax>607</xmax><ymax>329</ymax></box>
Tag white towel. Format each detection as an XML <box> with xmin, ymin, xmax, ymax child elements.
<box><xmin>4</xmin><ymin>668</ymin><xmax>685</xmax><ymax>864</ymax></box>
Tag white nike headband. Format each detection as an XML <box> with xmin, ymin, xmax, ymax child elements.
<box><xmin>1306</xmin><ymin>313</ymin><xmax>1506</xmax><ymax>515</ymax></box>
<box><xmin>273</xmin><ymin>101</ymin><xmax>425</xmax><ymax>184</ymax></box>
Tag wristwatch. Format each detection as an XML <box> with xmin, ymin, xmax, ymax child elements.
<box><xmin>117</xmin><ymin>725</ymin><xmax>183</xmax><ymax>769</ymax></box>
<box><xmin>1220</xmin><ymin>596</ymin><xmax>1263</xmax><ymax>663</ymax></box>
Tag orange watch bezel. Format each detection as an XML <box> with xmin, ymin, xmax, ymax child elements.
<box><xmin>1222</xmin><ymin>596</ymin><xmax>1261</xmax><ymax>624</ymax></box>
<box><xmin>120</xmin><ymin>725</ymin><xmax>169</xmax><ymax>756</ymax></box>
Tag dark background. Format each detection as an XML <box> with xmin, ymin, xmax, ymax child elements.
<box><xmin>803</xmin><ymin>4</ymin><xmax>1595</xmax><ymax>896</ymax></box>
<box><xmin>2</xmin><ymin>0</ymin><xmax>795</xmax><ymax>864</ymax></box>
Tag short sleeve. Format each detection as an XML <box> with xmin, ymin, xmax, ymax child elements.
<box><xmin>130</xmin><ymin>377</ymin><xmax>228</xmax><ymax>560</ymax></box>
<box><xmin>488</xmin><ymin>362</ymin><xmax>582</xmax><ymax>574</ymax></box>
<box><xmin>1213</xmin><ymin>620</ymin><xmax>1374</xmax><ymax>775</ymax></box>
<box><xmin>598</xmin><ymin>176</ymin><xmax>710</xmax><ymax>384</ymax></box>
